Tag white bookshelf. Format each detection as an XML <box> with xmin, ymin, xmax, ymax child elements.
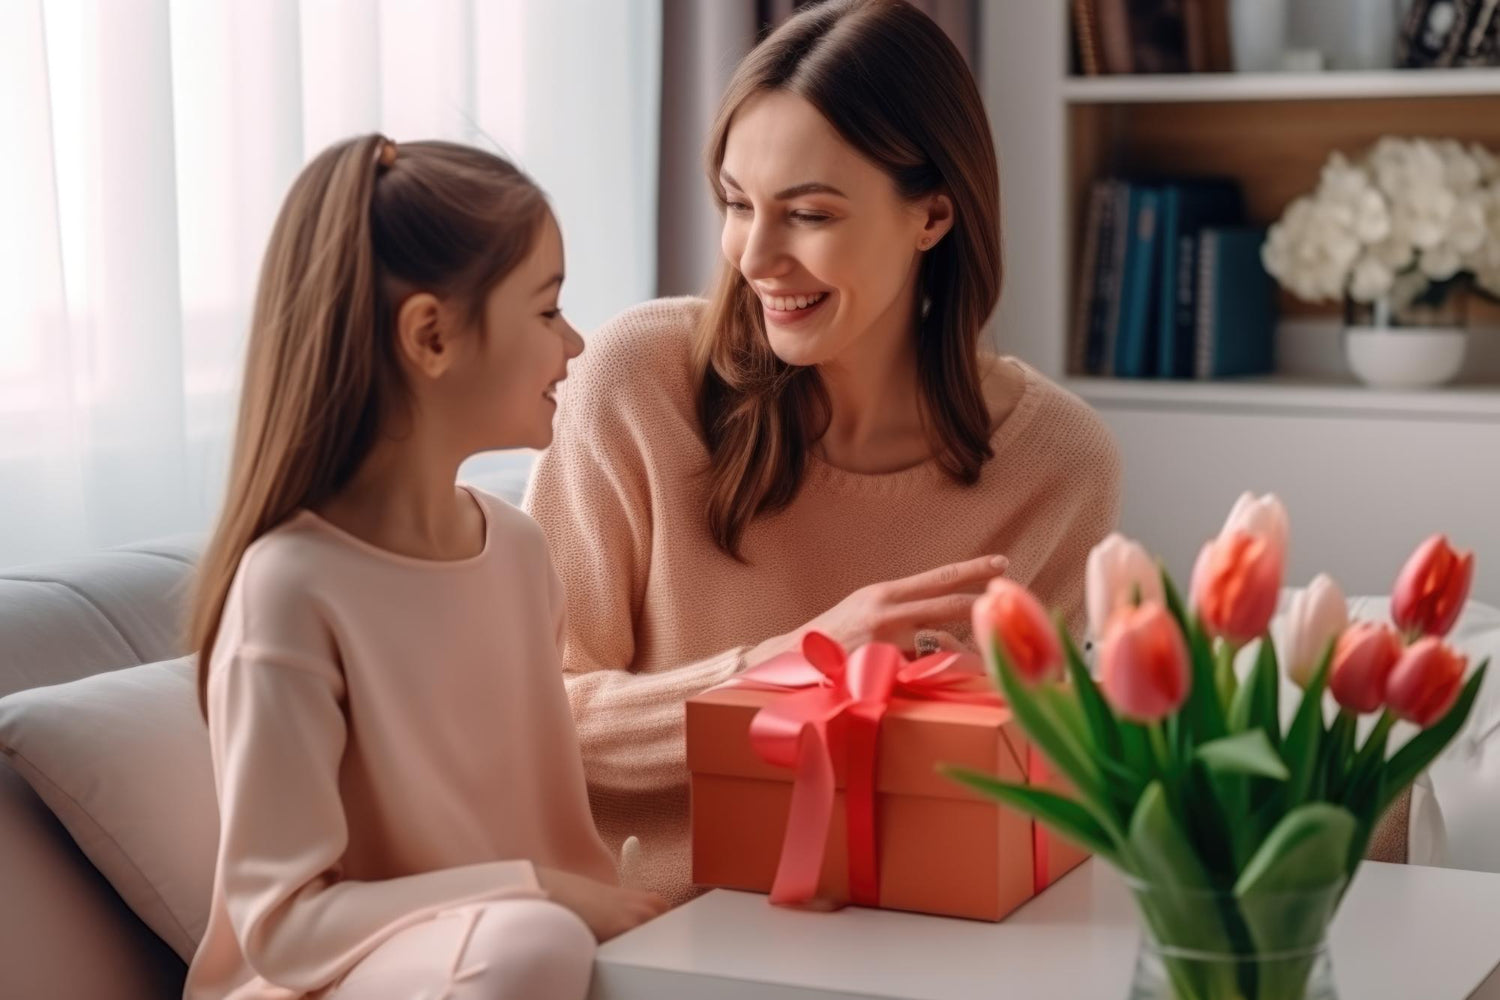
<box><xmin>979</xmin><ymin>5</ymin><xmax>1500</xmax><ymax>603</ymax></box>
<box><xmin>1063</xmin><ymin>67</ymin><xmax>1500</xmax><ymax>104</ymax></box>
<box><xmin>1064</xmin><ymin>375</ymin><xmax>1500</xmax><ymax>422</ymax></box>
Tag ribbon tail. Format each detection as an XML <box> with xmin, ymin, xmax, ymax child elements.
<box><xmin>846</xmin><ymin>706</ymin><xmax>881</xmax><ymax>907</ymax></box>
<box><xmin>768</xmin><ymin>721</ymin><xmax>837</xmax><ymax>907</ymax></box>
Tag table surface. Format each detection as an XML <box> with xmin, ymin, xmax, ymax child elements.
<box><xmin>591</xmin><ymin>860</ymin><xmax>1500</xmax><ymax>1000</ymax></box>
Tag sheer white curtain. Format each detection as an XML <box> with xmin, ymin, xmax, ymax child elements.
<box><xmin>0</xmin><ymin>0</ymin><xmax>661</xmax><ymax>567</ymax></box>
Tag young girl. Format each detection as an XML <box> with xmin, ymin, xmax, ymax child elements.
<box><xmin>183</xmin><ymin>135</ymin><xmax>666</xmax><ymax>1000</ymax></box>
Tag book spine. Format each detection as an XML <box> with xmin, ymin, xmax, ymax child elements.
<box><xmin>1087</xmin><ymin>182</ymin><xmax>1120</xmax><ymax>375</ymax></box>
<box><xmin>1100</xmin><ymin>183</ymin><xmax>1132</xmax><ymax>375</ymax></box>
<box><xmin>1194</xmin><ymin>230</ymin><xmax>1218</xmax><ymax>380</ymax></box>
<box><xmin>1070</xmin><ymin>181</ymin><xmax>1108</xmax><ymax>374</ymax></box>
<box><xmin>1072</xmin><ymin>0</ymin><xmax>1104</xmax><ymax>75</ymax></box>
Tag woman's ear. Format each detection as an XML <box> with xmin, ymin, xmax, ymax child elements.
<box><xmin>916</xmin><ymin>191</ymin><xmax>956</xmax><ymax>251</ymax></box>
<box><xmin>394</xmin><ymin>292</ymin><xmax>456</xmax><ymax>379</ymax></box>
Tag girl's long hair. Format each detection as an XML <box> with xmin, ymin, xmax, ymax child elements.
<box><xmin>189</xmin><ymin>135</ymin><xmax>548</xmax><ymax>713</ymax></box>
<box><xmin>695</xmin><ymin>0</ymin><xmax>1002</xmax><ymax>558</ymax></box>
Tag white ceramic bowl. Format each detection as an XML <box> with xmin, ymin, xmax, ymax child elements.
<box><xmin>1344</xmin><ymin>327</ymin><xmax>1468</xmax><ymax>389</ymax></box>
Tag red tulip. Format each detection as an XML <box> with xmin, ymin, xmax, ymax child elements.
<box><xmin>1098</xmin><ymin>603</ymin><xmax>1192</xmax><ymax>723</ymax></box>
<box><xmin>972</xmin><ymin>577</ymin><xmax>1064</xmax><ymax>684</ymax></box>
<box><xmin>1392</xmin><ymin>535</ymin><xmax>1475</xmax><ymax>640</ymax></box>
<box><xmin>1190</xmin><ymin>531</ymin><xmax>1284</xmax><ymax>646</ymax></box>
<box><xmin>1386</xmin><ymin>637</ymin><xmax>1468</xmax><ymax>728</ymax></box>
<box><xmin>1329</xmin><ymin>621</ymin><xmax>1403</xmax><ymax>714</ymax></box>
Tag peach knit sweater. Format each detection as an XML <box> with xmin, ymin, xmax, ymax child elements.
<box><xmin>525</xmin><ymin>297</ymin><xmax>1123</xmax><ymax>906</ymax></box>
<box><xmin>185</xmin><ymin>488</ymin><xmax>616</xmax><ymax>1000</ymax></box>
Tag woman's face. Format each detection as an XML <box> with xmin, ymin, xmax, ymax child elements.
<box><xmin>718</xmin><ymin>90</ymin><xmax>950</xmax><ymax>368</ymax></box>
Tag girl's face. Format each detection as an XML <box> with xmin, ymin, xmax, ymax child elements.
<box><xmin>718</xmin><ymin>90</ymin><xmax>950</xmax><ymax>368</ymax></box>
<box><xmin>446</xmin><ymin>212</ymin><xmax>583</xmax><ymax>452</ymax></box>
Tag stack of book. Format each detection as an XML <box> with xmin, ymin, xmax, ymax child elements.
<box><xmin>1070</xmin><ymin>177</ymin><xmax>1277</xmax><ymax>381</ymax></box>
<box><xmin>1072</xmin><ymin>0</ymin><xmax>1233</xmax><ymax>76</ymax></box>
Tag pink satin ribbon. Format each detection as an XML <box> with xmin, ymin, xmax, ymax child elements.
<box><xmin>717</xmin><ymin>632</ymin><xmax>1012</xmax><ymax>908</ymax></box>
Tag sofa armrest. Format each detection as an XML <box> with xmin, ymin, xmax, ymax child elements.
<box><xmin>0</xmin><ymin>758</ymin><xmax>185</xmax><ymax>998</ymax></box>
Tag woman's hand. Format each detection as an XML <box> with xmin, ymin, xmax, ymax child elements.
<box><xmin>748</xmin><ymin>554</ymin><xmax>1008</xmax><ymax>663</ymax></box>
<box><xmin>535</xmin><ymin>866</ymin><xmax>670</xmax><ymax>942</ymax></box>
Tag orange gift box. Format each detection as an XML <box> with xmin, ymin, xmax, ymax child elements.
<box><xmin>686</xmin><ymin>647</ymin><xmax>1088</xmax><ymax>922</ymax></box>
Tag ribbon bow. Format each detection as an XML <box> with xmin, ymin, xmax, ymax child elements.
<box><xmin>719</xmin><ymin>632</ymin><xmax>1003</xmax><ymax>908</ymax></box>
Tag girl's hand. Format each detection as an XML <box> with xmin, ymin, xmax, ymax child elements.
<box><xmin>535</xmin><ymin>866</ymin><xmax>669</xmax><ymax>942</ymax></box>
<box><xmin>748</xmin><ymin>554</ymin><xmax>1008</xmax><ymax>663</ymax></box>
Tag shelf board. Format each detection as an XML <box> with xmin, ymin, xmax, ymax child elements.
<box><xmin>1063</xmin><ymin>68</ymin><xmax>1500</xmax><ymax>104</ymax></box>
<box><xmin>1064</xmin><ymin>375</ymin><xmax>1500</xmax><ymax>421</ymax></box>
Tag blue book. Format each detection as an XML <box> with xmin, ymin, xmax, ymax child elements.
<box><xmin>1156</xmin><ymin>180</ymin><xmax>1245</xmax><ymax>378</ymax></box>
<box><xmin>1112</xmin><ymin>185</ymin><xmax>1160</xmax><ymax>379</ymax></box>
<box><xmin>1194</xmin><ymin>226</ymin><xmax>1276</xmax><ymax>379</ymax></box>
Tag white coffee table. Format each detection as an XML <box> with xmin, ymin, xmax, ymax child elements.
<box><xmin>591</xmin><ymin>860</ymin><xmax>1500</xmax><ymax>999</ymax></box>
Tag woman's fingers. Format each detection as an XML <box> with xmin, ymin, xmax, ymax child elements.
<box><xmin>886</xmin><ymin>592</ymin><xmax>985</xmax><ymax>630</ymax></box>
<box><xmin>885</xmin><ymin>554</ymin><xmax>1007</xmax><ymax>602</ymax></box>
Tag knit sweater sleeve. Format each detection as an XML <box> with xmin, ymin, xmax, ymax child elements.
<box><xmin>1021</xmin><ymin>388</ymin><xmax>1125</xmax><ymax>642</ymax></box>
<box><xmin>525</xmin><ymin>303</ymin><xmax>745</xmax><ymax>796</ymax></box>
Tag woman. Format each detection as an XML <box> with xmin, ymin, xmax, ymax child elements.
<box><xmin>525</xmin><ymin>0</ymin><xmax>1122</xmax><ymax>906</ymax></box>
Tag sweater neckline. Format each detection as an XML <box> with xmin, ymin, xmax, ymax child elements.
<box><xmin>802</xmin><ymin>359</ymin><xmax>1042</xmax><ymax>496</ymax></box>
<box><xmin>295</xmin><ymin>484</ymin><xmax>494</xmax><ymax>569</ymax></box>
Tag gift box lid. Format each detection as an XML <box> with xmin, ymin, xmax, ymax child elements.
<box><xmin>686</xmin><ymin>687</ymin><xmax>1031</xmax><ymax>801</ymax></box>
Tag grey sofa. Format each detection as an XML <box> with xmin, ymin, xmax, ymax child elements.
<box><xmin>0</xmin><ymin>534</ymin><xmax>202</xmax><ymax>998</ymax></box>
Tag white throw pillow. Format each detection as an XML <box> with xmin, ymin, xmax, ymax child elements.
<box><xmin>0</xmin><ymin>656</ymin><xmax>216</xmax><ymax>960</ymax></box>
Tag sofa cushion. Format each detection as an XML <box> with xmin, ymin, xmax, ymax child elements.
<box><xmin>0</xmin><ymin>656</ymin><xmax>215</xmax><ymax>960</ymax></box>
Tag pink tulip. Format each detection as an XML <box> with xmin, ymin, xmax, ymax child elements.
<box><xmin>1283</xmin><ymin>574</ymin><xmax>1349</xmax><ymax>689</ymax></box>
<box><xmin>1386</xmin><ymin>637</ymin><xmax>1468</xmax><ymax>728</ymax></box>
<box><xmin>1329</xmin><ymin>621</ymin><xmax>1403</xmax><ymax>715</ymax></box>
<box><xmin>1191</xmin><ymin>532</ymin><xmax>1284</xmax><ymax>646</ymax></box>
<box><xmin>972</xmin><ymin>577</ymin><xmax>1064</xmax><ymax>684</ymax></box>
<box><xmin>1098</xmin><ymin>603</ymin><xmax>1192</xmax><ymax>722</ymax></box>
<box><xmin>1221</xmin><ymin>492</ymin><xmax>1290</xmax><ymax>560</ymax></box>
<box><xmin>1392</xmin><ymin>535</ymin><xmax>1475</xmax><ymax>640</ymax></box>
<box><xmin>1085</xmin><ymin>533</ymin><xmax>1164</xmax><ymax>640</ymax></box>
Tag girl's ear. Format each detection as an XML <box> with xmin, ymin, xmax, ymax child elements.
<box><xmin>394</xmin><ymin>292</ymin><xmax>456</xmax><ymax>379</ymax></box>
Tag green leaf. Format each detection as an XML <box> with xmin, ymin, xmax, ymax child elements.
<box><xmin>1060</xmin><ymin>622</ymin><xmax>1123</xmax><ymax>762</ymax></box>
<box><xmin>1229</xmin><ymin>638</ymin><xmax>1282</xmax><ymax>747</ymax></box>
<box><xmin>1234</xmin><ymin>803</ymin><xmax>1356</xmax><ymax>1000</ymax></box>
<box><xmin>942</xmin><ymin>765</ymin><xmax>1119</xmax><ymax>861</ymax></box>
<box><xmin>1322</xmin><ymin>711</ymin><xmax>1356</xmax><ymax>800</ymax></box>
<box><xmin>1377</xmin><ymin>659</ymin><xmax>1489</xmax><ymax>816</ymax></box>
<box><xmin>1196</xmin><ymin>730</ymin><xmax>1291</xmax><ymax>781</ymax></box>
<box><xmin>1235</xmin><ymin>803</ymin><xmax>1355</xmax><ymax>897</ymax></box>
<box><xmin>1161</xmin><ymin>565</ymin><xmax>1227</xmax><ymax>744</ymax></box>
<box><xmin>1282</xmin><ymin>646</ymin><xmax>1332</xmax><ymax>809</ymax></box>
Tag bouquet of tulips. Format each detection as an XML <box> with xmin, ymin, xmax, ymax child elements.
<box><xmin>947</xmin><ymin>494</ymin><xmax>1487</xmax><ymax>1000</ymax></box>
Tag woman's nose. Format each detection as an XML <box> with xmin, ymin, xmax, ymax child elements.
<box><xmin>736</xmin><ymin>218</ymin><xmax>786</xmax><ymax>281</ymax></box>
<box><xmin>563</xmin><ymin>318</ymin><xmax>584</xmax><ymax>359</ymax></box>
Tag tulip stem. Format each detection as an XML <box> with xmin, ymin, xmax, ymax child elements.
<box><xmin>1214</xmin><ymin>642</ymin><xmax>1239</xmax><ymax>711</ymax></box>
<box><xmin>1148</xmin><ymin>722</ymin><xmax>1173</xmax><ymax>779</ymax></box>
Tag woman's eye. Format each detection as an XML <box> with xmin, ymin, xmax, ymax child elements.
<box><xmin>726</xmin><ymin>201</ymin><xmax>751</xmax><ymax>214</ymax></box>
<box><xmin>542</xmin><ymin>308</ymin><xmax>562</xmax><ymax>320</ymax></box>
<box><xmin>791</xmin><ymin>211</ymin><xmax>830</xmax><ymax>224</ymax></box>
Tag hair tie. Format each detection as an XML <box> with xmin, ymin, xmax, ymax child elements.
<box><xmin>376</xmin><ymin>139</ymin><xmax>397</xmax><ymax>169</ymax></box>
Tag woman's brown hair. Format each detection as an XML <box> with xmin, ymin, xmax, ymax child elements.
<box><xmin>696</xmin><ymin>0</ymin><xmax>1001</xmax><ymax>558</ymax></box>
<box><xmin>189</xmin><ymin>135</ymin><xmax>548</xmax><ymax>713</ymax></box>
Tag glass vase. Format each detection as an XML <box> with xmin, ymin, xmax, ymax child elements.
<box><xmin>1125</xmin><ymin>878</ymin><xmax>1344</xmax><ymax>1000</ymax></box>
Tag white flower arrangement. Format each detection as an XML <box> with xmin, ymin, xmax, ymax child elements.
<box><xmin>1262</xmin><ymin>137</ymin><xmax>1500</xmax><ymax>309</ymax></box>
